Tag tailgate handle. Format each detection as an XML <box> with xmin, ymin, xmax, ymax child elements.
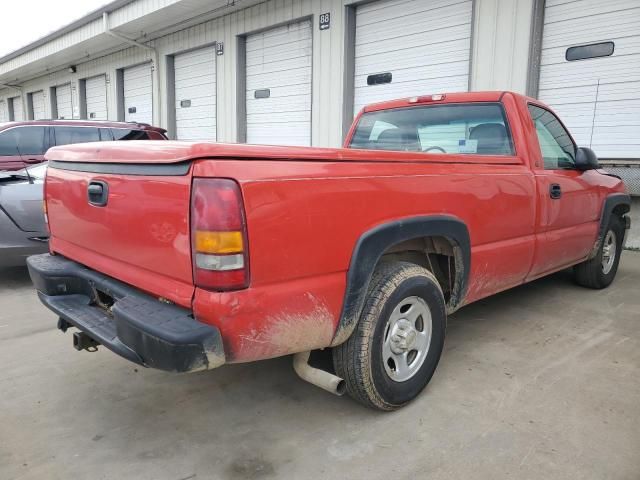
<box><xmin>88</xmin><ymin>181</ymin><xmax>109</xmax><ymax>207</ymax></box>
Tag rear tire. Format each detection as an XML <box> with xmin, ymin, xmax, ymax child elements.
<box><xmin>574</xmin><ymin>215</ymin><xmax>625</xmax><ymax>289</ymax></box>
<box><xmin>333</xmin><ymin>262</ymin><xmax>446</xmax><ymax>411</ymax></box>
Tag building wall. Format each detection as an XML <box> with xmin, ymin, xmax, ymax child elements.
<box><xmin>0</xmin><ymin>0</ymin><xmax>535</xmax><ymax>146</ymax></box>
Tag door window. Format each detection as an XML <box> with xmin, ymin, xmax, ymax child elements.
<box><xmin>528</xmin><ymin>105</ymin><xmax>576</xmax><ymax>169</ymax></box>
<box><xmin>54</xmin><ymin>126</ymin><xmax>100</xmax><ymax>146</ymax></box>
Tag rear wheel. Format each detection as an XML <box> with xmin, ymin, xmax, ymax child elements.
<box><xmin>333</xmin><ymin>262</ymin><xmax>446</xmax><ymax>411</ymax></box>
<box><xmin>574</xmin><ymin>215</ymin><xmax>625</xmax><ymax>289</ymax></box>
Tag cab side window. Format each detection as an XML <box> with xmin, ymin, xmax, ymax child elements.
<box><xmin>54</xmin><ymin>126</ymin><xmax>100</xmax><ymax>146</ymax></box>
<box><xmin>528</xmin><ymin>105</ymin><xmax>576</xmax><ymax>169</ymax></box>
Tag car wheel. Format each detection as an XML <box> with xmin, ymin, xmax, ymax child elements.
<box><xmin>574</xmin><ymin>215</ymin><xmax>625</xmax><ymax>289</ymax></box>
<box><xmin>333</xmin><ymin>261</ymin><xmax>446</xmax><ymax>411</ymax></box>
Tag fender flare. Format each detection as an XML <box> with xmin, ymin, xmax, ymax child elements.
<box><xmin>589</xmin><ymin>193</ymin><xmax>631</xmax><ymax>259</ymax></box>
<box><xmin>331</xmin><ymin>215</ymin><xmax>471</xmax><ymax>346</ymax></box>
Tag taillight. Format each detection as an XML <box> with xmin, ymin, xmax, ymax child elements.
<box><xmin>191</xmin><ymin>178</ymin><xmax>249</xmax><ymax>290</ymax></box>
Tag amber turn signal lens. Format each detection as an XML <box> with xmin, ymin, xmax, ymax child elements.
<box><xmin>194</xmin><ymin>231</ymin><xmax>243</xmax><ymax>254</ymax></box>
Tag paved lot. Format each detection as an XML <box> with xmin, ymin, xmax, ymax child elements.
<box><xmin>1</xmin><ymin>253</ymin><xmax>639</xmax><ymax>480</ymax></box>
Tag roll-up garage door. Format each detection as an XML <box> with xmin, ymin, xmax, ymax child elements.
<box><xmin>123</xmin><ymin>63</ymin><xmax>153</xmax><ymax>124</ymax></box>
<box><xmin>246</xmin><ymin>20</ymin><xmax>312</xmax><ymax>146</ymax></box>
<box><xmin>85</xmin><ymin>75</ymin><xmax>108</xmax><ymax>120</ymax></box>
<box><xmin>538</xmin><ymin>0</ymin><xmax>640</xmax><ymax>159</ymax></box>
<box><xmin>10</xmin><ymin>97</ymin><xmax>23</xmax><ymax>121</ymax></box>
<box><xmin>55</xmin><ymin>84</ymin><xmax>73</xmax><ymax>119</ymax></box>
<box><xmin>31</xmin><ymin>91</ymin><xmax>45</xmax><ymax>119</ymax></box>
<box><xmin>0</xmin><ymin>100</ymin><xmax>7</xmax><ymax>123</ymax></box>
<box><xmin>353</xmin><ymin>0</ymin><xmax>472</xmax><ymax>114</ymax></box>
<box><xmin>174</xmin><ymin>46</ymin><xmax>216</xmax><ymax>141</ymax></box>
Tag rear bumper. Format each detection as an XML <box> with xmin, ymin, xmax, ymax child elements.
<box><xmin>27</xmin><ymin>253</ymin><xmax>225</xmax><ymax>372</ymax></box>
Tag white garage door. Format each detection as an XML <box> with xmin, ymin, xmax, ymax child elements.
<box><xmin>10</xmin><ymin>97</ymin><xmax>23</xmax><ymax>121</ymax></box>
<box><xmin>124</xmin><ymin>63</ymin><xmax>153</xmax><ymax>124</ymax></box>
<box><xmin>246</xmin><ymin>20</ymin><xmax>312</xmax><ymax>146</ymax></box>
<box><xmin>353</xmin><ymin>0</ymin><xmax>472</xmax><ymax>114</ymax></box>
<box><xmin>0</xmin><ymin>100</ymin><xmax>7</xmax><ymax>123</ymax></box>
<box><xmin>174</xmin><ymin>46</ymin><xmax>216</xmax><ymax>141</ymax></box>
<box><xmin>85</xmin><ymin>75</ymin><xmax>108</xmax><ymax>120</ymax></box>
<box><xmin>31</xmin><ymin>91</ymin><xmax>45</xmax><ymax>119</ymax></box>
<box><xmin>55</xmin><ymin>83</ymin><xmax>73</xmax><ymax>119</ymax></box>
<box><xmin>538</xmin><ymin>0</ymin><xmax>640</xmax><ymax>159</ymax></box>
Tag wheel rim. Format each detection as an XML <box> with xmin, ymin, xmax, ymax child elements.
<box><xmin>601</xmin><ymin>230</ymin><xmax>617</xmax><ymax>275</ymax></box>
<box><xmin>382</xmin><ymin>296</ymin><xmax>432</xmax><ymax>382</ymax></box>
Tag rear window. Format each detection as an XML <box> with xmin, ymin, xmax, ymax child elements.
<box><xmin>349</xmin><ymin>103</ymin><xmax>515</xmax><ymax>156</ymax></box>
<box><xmin>112</xmin><ymin>129</ymin><xmax>150</xmax><ymax>140</ymax></box>
<box><xmin>54</xmin><ymin>126</ymin><xmax>100</xmax><ymax>146</ymax></box>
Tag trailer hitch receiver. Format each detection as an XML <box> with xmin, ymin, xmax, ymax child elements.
<box><xmin>73</xmin><ymin>332</ymin><xmax>100</xmax><ymax>352</ymax></box>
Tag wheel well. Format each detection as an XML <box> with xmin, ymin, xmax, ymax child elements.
<box><xmin>378</xmin><ymin>235</ymin><xmax>463</xmax><ymax>311</ymax></box>
<box><xmin>613</xmin><ymin>204</ymin><xmax>630</xmax><ymax>218</ymax></box>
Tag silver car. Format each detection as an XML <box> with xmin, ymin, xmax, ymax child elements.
<box><xmin>0</xmin><ymin>163</ymin><xmax>48</xmax><ymax>268</ymax></box>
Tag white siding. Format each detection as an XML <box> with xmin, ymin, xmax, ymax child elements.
<box><xmin>539</xmin><ymin>0</ymin><xmax>640</xmax><ymax>158</ymax></box>
<box><xmin>174</xmin><ymin>46</ymin><xmax>216</xmax><ymax>141</ymax></box>
<box><xmin>31</xmin><ymin>91</ymin><xmax>45</xmax><ymax>119</ymax></box>
<box><xmin>353</xmin><ymin>0</ymin><xmax>473</xmax><ymax>114</ymax></box>
<box><xmin>124</xmin><ymin>63</ymin><xmax>153</xmax><ymax>124</ymax></box>
<box><xmin>85</xmin><ymin>75</ymin><xmax>108</xmax><ymax>120</ymax></box>
<box><xmin>55</xmin><ymin>83</ymin><xmax>73</xmax><ymax>119</ymax></box>
<box><xmin>0</xmin><ymin>100</ymin><xmax>7</xmax><ymax>122</ymax></box>
<box><xmin>245</xmin><ymin>20</ymin><xmax>312</xmax><ymax>146</ymax></box>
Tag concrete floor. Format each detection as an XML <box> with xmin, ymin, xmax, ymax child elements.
<box><xmin>1</xmin><ymin>254</ymin><xmax>639</xmax><ymax>480</ymax></box>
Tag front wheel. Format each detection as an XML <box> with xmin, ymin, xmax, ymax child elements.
<box><xmin>574</xmin><ymin>215</ymin><xmax>625</xmax><ymax>289</ymax></box>
<box><xmin>333</xmin><ymin>262</ymin><xmax>446</xmax><ymax>411</ymax></box>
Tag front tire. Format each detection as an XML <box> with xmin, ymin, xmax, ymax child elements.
<box><xmin>574</xmin><ymin>215</ymin><xmax>625</xmax><ymax>289</ymax></box>
<box><xmin>333</xmin><ymin>262</ymin><xmax>446</xmax><ymax>411</ymax></box>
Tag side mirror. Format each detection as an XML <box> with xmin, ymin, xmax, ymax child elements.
<box><xmin>575</xmin><ymin>147</ymin><xmax>599</xmax><ymax>171</ymax></box>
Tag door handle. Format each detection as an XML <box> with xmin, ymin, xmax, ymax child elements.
<box><xmin>549</xmin><ymin>183</ymin><xmax>562</xmax><ymax>199</ymax></box>
<box><xmin>24</xmin><ymin>158</ymin><xmax>41</xmax><ymax>164</ymax></box>
<box><xmin>87</xmin><ymin>180</ymin><xmax>109</xmax><ymax>207</ymax></box>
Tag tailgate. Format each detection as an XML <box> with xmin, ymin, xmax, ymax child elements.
<box><xmin>45</xmin><ymin>158</ymin><xmax>194</xmax><ymax>307</ymax></box>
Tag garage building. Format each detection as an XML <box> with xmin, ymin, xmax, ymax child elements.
<box><xmin>0</xmin><ymin>0</ymin><xmax>637</xmax><ymax>187</ymax></box>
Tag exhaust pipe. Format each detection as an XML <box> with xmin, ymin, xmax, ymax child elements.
<box><xmin>293</xmin><ymin>351</ymin><xmax>346</xmax><ymax>396</ymax></box>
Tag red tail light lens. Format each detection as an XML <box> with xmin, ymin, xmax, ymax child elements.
<box><xmin>191</xmin><ymin>178</ymin><xmax>249</xmax><ymax>290</ymax></box>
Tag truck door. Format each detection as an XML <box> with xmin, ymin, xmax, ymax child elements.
<box><xmin>526</xmin><ymin>104</ymin><xmax>601</xmax><ymax>278</ymax></box>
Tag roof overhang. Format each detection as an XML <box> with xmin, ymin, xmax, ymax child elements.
<box><xmin>0</xmin><ymin>0</ymin><xmax>264</xmax><ymax>85</ymax></box>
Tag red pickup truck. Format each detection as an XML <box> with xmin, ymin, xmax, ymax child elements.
<box><xmin>28</xmin><ymin>91</ymin><xmax>630</xmax><ymax>410</ymax></box>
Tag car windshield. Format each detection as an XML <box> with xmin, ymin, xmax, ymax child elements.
<box><xmin>349</xmin><ymin>103</ymin><xmax>515</xmax><ymax>155</ymax></box>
